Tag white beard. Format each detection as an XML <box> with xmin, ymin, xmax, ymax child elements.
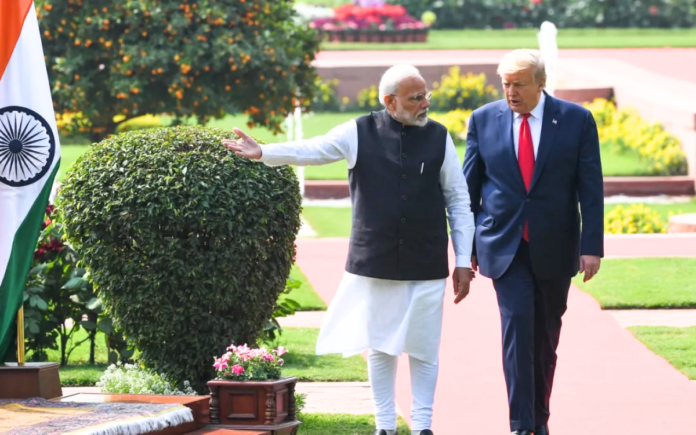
<box><xmin>395</xmin><ymin>105</ymin><xmax>429</xmax><ymax>127</ymax></box>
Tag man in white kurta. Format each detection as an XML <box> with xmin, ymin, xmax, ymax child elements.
<box><xmin>223</xmin><ymin>65</ymin><xmax>475</xmax><ymax>435</ymax></box>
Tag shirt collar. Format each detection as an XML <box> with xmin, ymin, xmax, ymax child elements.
<box><xmin>514</xmin><ymin>91</ymin><xmax>546</xmax><ymax>120</ymax></box>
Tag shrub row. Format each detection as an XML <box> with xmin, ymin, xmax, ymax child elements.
<box><xmin>390</xmin><ymin>0</ymin><xmax>696</xmax><ymax>30</ymax></box>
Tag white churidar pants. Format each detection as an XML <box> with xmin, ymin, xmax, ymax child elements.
<box><xmin>316</xmin><ymin>271</ymin><xmax>447</xmax><ymax>431</ymax></box>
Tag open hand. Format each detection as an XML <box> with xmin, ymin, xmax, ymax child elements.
<box><xmin>453</xmin><ymin>267</ymin><xmax>473</xmax><ymax>305</ymax></box>
<box><xmin>579</xmin><ymin>255</ymin><xmax>601</xmax><ymax>282</ymax></box>
<box><xmin>221</xmin><ymin>127</ymin><xmax>262</xmax><ymax>159</ymax></box>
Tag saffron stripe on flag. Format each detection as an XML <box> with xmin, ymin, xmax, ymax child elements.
<box><xmin>0</xmin><ymin>0</ymin><xmax>34</xmax><ymax>79</ymax></box>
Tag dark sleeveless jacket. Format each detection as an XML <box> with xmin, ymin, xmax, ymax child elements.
<box><xmin>345</xmin><ymin>110</ymin><xmax>449</xmax><ymax>281</ymax></box>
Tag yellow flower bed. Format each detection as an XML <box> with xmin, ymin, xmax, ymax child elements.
<box><xmin>605</xmin><ymin>204</ymin><xmax>666</xmax><ymax>234</ymax></box>
<box><xmin>56</xmin><ymin>112</ymin><xmax>162</xmax><ymax>136</ymax></box>
<box><xmin>430</xmin><ymin>67</ymin><xmax>499</xmax><ymax>112</ymax></box>
<box><xmin>357</xmin><ymin>85</ymin><xmax>381</xmax><ymax>111</ymax></box>
<box><xmin>583</xmin><ymin>99</ymin><xmax>687</xmax><ymax>176</ymax></box>
<box><xmin>429</xmin><ymin>109</ymin><xmax>471</xmax><ymax>145</ymax></box>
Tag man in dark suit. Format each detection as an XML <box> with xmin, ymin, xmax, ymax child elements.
<box><xmin>463</xmin><ymin>49</ymin><xmax>604</xmax><ymax>435</ymax></box>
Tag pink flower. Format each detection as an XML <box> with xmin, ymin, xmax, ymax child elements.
<box><xmin>231</xmin><ymin>364</ymin><xmax>245</xmax><ymax>375</ymax></box>
<box><xmin>262</xmin><ymin>353</ymin><xmax>275</xmax><ymax>362</ymax></box>
<box><xmin>279</xmin><ymin>359</ymin><xmax>284</xmax><ymax>366</ymax></box>
<box><xmin>226</xmin><ymin>344</ymin><xmax>237</xmax><ymax>352</ymax></box>
<box><xmin>213</xmin><ymin>358</ymin><xmax>228</xmax><ymax>371</ymax></box>
<box><xmin>275</xmin><ymin>346</ymin><xmax>288</xmax><ymax>356</ymax></box>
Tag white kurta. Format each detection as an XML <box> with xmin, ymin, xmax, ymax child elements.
<box><xmin>259</xmin><ymin>116</ymin><xmax>475</xmax><ymax>365</ymax></box>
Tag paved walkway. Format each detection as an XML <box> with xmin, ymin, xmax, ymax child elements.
<box><xmin>296</xmin><ymin>236</ymin><xmax>696</xmax><ymax>434</ymax></box>
<box><xmin>314</xmin><ymin>48</ymin><xmax>696</xmax><ymax>85</ymax></box>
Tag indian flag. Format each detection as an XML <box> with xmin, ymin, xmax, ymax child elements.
<box><xmin>0</xmin><ymin>0</ymin><xmax>61</xmax><ymax>362</ymax></box>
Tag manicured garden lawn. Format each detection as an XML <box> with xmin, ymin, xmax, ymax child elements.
<box><xmin>59</xmin><ymin>364</ymin><xmax>108</xmax><ymax>387</ymax></box>
<box><xmin>320</xmin><ymin>28</ymin><xmax>696</xmax><ymax>51</ymax></box>
<box><xmin>278</xmin><ymin>328</ymin><xmax>368</xmax><ymax>382</ymax></box>
<box><xmin>573</xmin><ymin>258</ymin><xmax>696</xmax><ymax>309</ymax></box>
<box><xmin>302</xmin><ymin>207</ymin><xmax>353</xmax><ymax>238</ymax></box>
<box><xmin>283</xmin><ymin>265</ymin><xmax>327</xmax><ymax>311</ymax></box>
<box><xmin>628</xmin><ymin>326</ymin><xmax>696</xmax><ymax>380</ymax></box>
<box><xmin>58</xmin><ymin>112</ymin><xmax>650</xmax><ymax>182</ymax></box>
<box><xmin>298</xmin><ymin>413</ymin><xmax>411</xmax><ymax>434</ymax></box>
<box><xmin>302</xmin><ymin>200</ymin><xmax>696</xmax><ymax>239</ymax></box>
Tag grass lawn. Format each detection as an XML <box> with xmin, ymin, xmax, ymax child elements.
<box><xmin>628</xmin><ymin>326</ymin><xmax>696</xmax><ymax>380</ymax></box>
<box><xmin>283</xmin><ymin>265</ymin><xmax>327</xmax><ymax>311</ymax></box>
<box><xmin>573</xmin><ymin>258</ymin><xmax>696</xmax><ymax>309</ymax></box>
<box><xmin>298</xmin><ymin>413</ymin><xmax>411</xmax><ymax>434</ymax></box>
<box><xmin>57</xmin><ymin>112</ymin><xmax>650</xmax><ymax>182</ymax></box>
<box><xmin>60</xmin><ymin>364</ymin><xmax>108</xmax><ymax>387</ymax></box>
<box><xmin>302</xmin><ymin>207</ymin><xmax>353</xmax><ymax>238</ymax></box>
<box><xmin>320</xmin><ymin>28</ymin><xmax>696</xmax><ymax>51</ymax></box>
<box><xmin>277</xmin><ymin>328</ymin><xmax>367</xmax><ymax>382</ymax></box>
<box><xmin>29</xmin><ymin>327</ymin><xmax>111</xmax><ymax>386</ymax></box>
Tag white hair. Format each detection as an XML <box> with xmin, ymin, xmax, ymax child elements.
<box><xmin>497</xmin><ymin>49</ymin><xmax>547</xmax><ymax>84</ymax></box>
<box><xmin>378</xmin><ymin>64</ymin><xmax>424</xmax><ymax>107</ymax></box>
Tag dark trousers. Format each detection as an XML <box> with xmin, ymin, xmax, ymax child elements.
<box><xmin>492</xmin><ymin>240</ymin><xmax>571</xmax><ymax>431</ymax></box>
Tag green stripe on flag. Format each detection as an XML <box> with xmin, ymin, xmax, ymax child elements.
<box><xmin>0</xmin><ymin>161</ymin><xmax>60</xmax><ymax>363</ymax></box>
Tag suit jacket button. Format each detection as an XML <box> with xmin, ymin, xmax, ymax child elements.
<box><xmin>399</xmin><ymin>239</ymin><xmax>405</xmax><ymax>244</ymax></box>
<box><xmin>526</xmin><ymin>198</ymin><xmax>531</xmax><ymax>203</ymax></box>
<box><xmin>402</xmin><ymin>152</ymin><xmax>407</xmax><ymax>158</ymax></box>
<box><xmin>402</xmin><ymin>174</ymin><xmax>407</xmax><ymax>180</ymax></box>
<box><xmin>519</xmin><ymin>225</ymin><xmax>523</xmax><ymax>231</ymax></box>
<box><xmin>401</xmin><ymin>218</ymin><xmax>406</xmax><ymax>223</ymax></box>
<box><xmin>402</xmin><ymin>195</ymin><xmax>407</xmax><ymax>200</ymax></box>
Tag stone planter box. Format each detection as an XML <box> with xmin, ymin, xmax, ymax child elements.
<box><xmin>208</xmin><ymin>377</ymin><xmax>300</xmax><ymax>434</ymax></box>
<box><xmin>318</xmin><ymin>28</ymin><xmax>429</xmax><ymax>43</ymax></box>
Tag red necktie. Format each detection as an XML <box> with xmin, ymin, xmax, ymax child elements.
<box><xmin>518</xmin><ymin>113</ymin><xmax>534</xmax><ymax>241</ymax></box>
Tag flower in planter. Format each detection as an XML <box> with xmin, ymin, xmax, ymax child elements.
<box><xmin>213</xmin><ymin>343</ymin><xmax>288</xmax><ymax>381</ymax></box>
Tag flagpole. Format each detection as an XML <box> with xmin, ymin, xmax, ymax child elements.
<box><xmin>16</xmin><ymin>307</ymin><xmax>25</xmax><ymax>365</ymax></box>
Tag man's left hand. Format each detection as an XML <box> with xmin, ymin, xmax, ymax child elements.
<box><xmin>580</xmin><ymin>255</ymin><xmax>601</xmax><ymax>282</ymax></box>
<box><xmin>453</xmin><ymin>267</ymin><xmax>473</xmax><ymax>304</ymax></box>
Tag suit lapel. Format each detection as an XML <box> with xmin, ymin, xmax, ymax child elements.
<box><xmin>496</xmin><ymin>104</ymin><xmax>526</xmax><ymax>192</ymax></box>
<box><xmin>530</xmin><ymin>94</ymin><xmax>560</xmax><ymax>192</ymax></box>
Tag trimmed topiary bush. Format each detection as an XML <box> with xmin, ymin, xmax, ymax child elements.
<box><xmin>58</xmin><ymin>125</ymin><xmax>302</xmax><ymax>392</ymax></box>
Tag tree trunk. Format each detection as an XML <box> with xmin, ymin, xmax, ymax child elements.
<box><xmin>60</xmin><ymin>326</ymin><xmax>68</xmax><ymax>366</ymax></box>
<box><xmin>88</xmin><ymin>312</ymin><xmax>98</xmax><ymax>364</ymax></box>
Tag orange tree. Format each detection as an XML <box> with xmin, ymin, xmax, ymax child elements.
<box><xmin>36</xmin><ymin>0</ymin><xmax>320</xmax><ymax>140</ymax></box>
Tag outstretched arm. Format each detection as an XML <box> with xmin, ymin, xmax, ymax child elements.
<box><xmin>222</xmin><ymin>120</ymin><xmax>358</xmax><ymax>168</ymax></box>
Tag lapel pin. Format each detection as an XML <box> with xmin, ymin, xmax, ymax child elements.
<box><xmin>552</xmin><ymin>119</ymin><xmax>558</xmax><ymax>124</ymax></box>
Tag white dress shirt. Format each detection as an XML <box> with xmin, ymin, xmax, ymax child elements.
<box><xmin>512</xmin><ymin>91</ymin><xmax>546</xmax><ymax>159</ymax></box>
<box><xmin>258</xmin><ymin>118</ymin><xmax>476</xmax><ymax>269</ymax></box>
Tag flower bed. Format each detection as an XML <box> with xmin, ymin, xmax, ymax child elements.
<box><xmin>311</xmin><ymin>4</ymin><xmax>430</xmax><ymax>43</ymax></box>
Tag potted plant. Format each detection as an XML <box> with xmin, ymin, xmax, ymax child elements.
<box><xmin>207</xmin><ymin>343</ymin><xmax>300</xmax><ymax>434</ymax></box>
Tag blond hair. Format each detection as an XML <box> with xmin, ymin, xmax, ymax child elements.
<box><xmin>497</xmin><ymin>49</ymin><xmax>547</xmax><ymax>84</ymax></box>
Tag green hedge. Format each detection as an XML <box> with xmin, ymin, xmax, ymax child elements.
<box><xmin>391</xmin><ymin>0</ymin><xmax>696</xmax><ymax>29</ymax></box>
<box><xmin>59</xmin><ymin>125</ymin><xmax>302</xmax><ymax>392</ymax></box>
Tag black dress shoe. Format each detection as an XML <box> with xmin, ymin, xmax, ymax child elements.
<box><xmin>511</xmin><ymin>431</ymin><xmax>534</xmax><ymax>435</ymax></box>
<box><xmin>372</xmin><ymin>431</ymin><xmax>398</xmax><ymax>435</ymax></box>
<box><xmin>535</xmin><ymin>424</ymin><xmax>549</xmax><ymax>435</ymax></box>
<box><xmin>418</xmin><ymin>431</ymin><xmax>434</xmax><ymax>435</ymax></box>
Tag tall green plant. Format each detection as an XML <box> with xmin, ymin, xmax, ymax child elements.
<box><xmin>59</xmin><ymin>125</ymin><xmax>302</xmax><ymax>392</ymax></box>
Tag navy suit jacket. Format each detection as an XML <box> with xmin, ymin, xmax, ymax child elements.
<box><xmin>463</xmin><ymin>92</ymin><xmax>604</xmax><ymax>281</ymax></box>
